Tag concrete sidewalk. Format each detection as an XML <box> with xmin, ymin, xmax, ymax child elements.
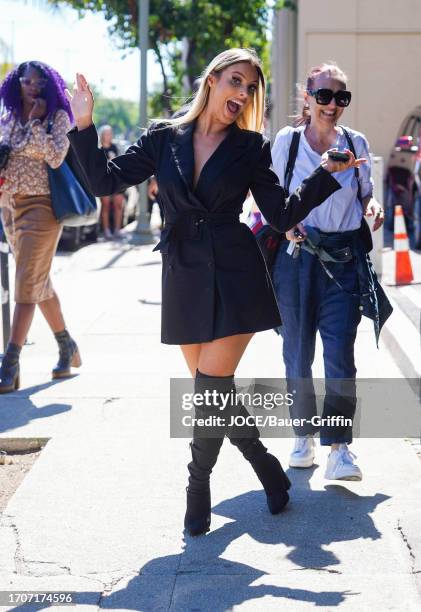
<box><xmin>0</xmin><ymin>238</ymin><xmax>420</xmax><ymax>611</ymax></box>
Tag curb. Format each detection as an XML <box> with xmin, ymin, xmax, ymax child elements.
<box><xmin>380</xmin><ymin>293</ymin><xmax>421</xmax><ymax>380</ymax></box>
<box><xmin>0</xmin><ymin>438</ymin><xmax>49</xmax><ymax>453</ymax></box>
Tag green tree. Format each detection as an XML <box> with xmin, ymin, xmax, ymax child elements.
<box><xmin>91</xmin><ymin>87</ymin><xmax>139</xmax><ymax>140</ymax></box>
<box><xmin>47</xmin><ymin>0</ymin><xmax>276</xmax><ymax>115</ymax></box>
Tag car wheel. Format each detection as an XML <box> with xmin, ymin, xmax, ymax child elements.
<box><xmin>63</xmin><ymin>227</ymin><xmax>81</xmax><ymax>252</ymax></box>
<box><xmin>85</xmin><ymin>223</ymin><xmax>99</xmax><ymax>244</ymax></box>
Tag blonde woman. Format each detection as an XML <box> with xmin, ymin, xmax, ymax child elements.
<box><xmin>65</xmin><ymin>49</ymin><xmax>363</xmax><ymax>536</ymax></box>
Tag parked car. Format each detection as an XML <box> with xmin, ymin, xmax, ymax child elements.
<box><xmin>59</xmin><ymin>185</ymin><xmax>139</xmax><ymax>250</ymax></box>
<box><xmin>385</xmin><ymin>105</ymin><xmax>421</xmax><ymax>249</ymax></box>
<box><xmin>59</xmin><ymin>136</ymin><xmax>139</xmax><ymax>251</ymax></box>
<box><xmin>59</xmin><ymin>198</ymin><xmax>102</xmax><ymax>251</ymax></box>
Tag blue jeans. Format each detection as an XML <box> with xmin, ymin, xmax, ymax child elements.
<box><xmin>272</xmin><ymin>237</ymin><xmax>362</xmax><ymax>445</ymax></box>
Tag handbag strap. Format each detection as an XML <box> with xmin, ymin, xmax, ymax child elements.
<box><xmin>339</xmin><ymin>125</ymin><xmax>363</xmax><ymax>209</ymax></box>
<box><xmin>284</xmin><ymin>130</ymin><xmax>301</xmax><ymax>196</ymax></box>
<box><xmin>46</xmin><ymin>113</ymin><xmax>56</xmax><ymax>135</ymax></box>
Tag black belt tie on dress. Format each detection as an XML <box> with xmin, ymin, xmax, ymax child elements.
<box><xmin>152</xmin><ymin>210</ymin><xmax>240</xmax><ymax>254</ymax></box>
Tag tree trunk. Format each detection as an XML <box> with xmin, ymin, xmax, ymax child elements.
<box><xmin>184</xmin><ymin>37</ymin><xmax>197</xmax><ymax>91</ymax></box>
<box><xmin>153</xmin><ymin>41</ymin><xmax>173</xmax><ymax>116</ymax></box>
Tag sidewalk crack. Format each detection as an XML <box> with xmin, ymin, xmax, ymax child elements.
<box><xmin>2</xmin><ymin>516</ymin><xmax>74</xmax><ymax>577</ymax></box>
<box><xmin>397</xmin><ymin>519</ymin><xmax>417</xmax><ymax>574</ymax></box>
<box><xmin>168</xmin><ymin>551</ymin><xmax>183</xmax><ymax>609</ymax></box>
<box><xmin>23</xmin><ymin>559</ymin><xmax>72</xmax><ymax>576</ymax></box>
<box><xmin>103</xmin><ymin>397</ymin><xmax>120</xmax><ymax>405</ymax></box>
<box><xmin>292</xmin><ymin>567</ymin><xmax>342</xmax><ymax>574</ymax></box>
<box><xmin>4</xmin><ymin>517</ymin><xmax>26</xmax><ymax>575</ymax></box>
<box><xmin>97</xmin><ymin>575</ymin><xmax>127</xmax><ymax>608</ymax></box>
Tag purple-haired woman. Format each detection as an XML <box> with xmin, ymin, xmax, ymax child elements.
<box><xmin>0</xmin><ymin>61</ymin><xmax>81</xmax><ymax>393</ymax></box>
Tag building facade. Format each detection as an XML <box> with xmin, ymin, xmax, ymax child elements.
<box><xmin>272</xmin><ymin>0</ymin><xmax>421</xmax><ymax>162</ymax></box>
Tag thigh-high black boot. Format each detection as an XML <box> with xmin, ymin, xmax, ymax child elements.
<box><xmin>227</xmin><ymin>381</ymin><xmax>291</xmax><ymax>514</ymax></box>
<box><xmin>184</xmin><ymin>369</ymin><xmax>228</xmax><ymax>536</ymax></box>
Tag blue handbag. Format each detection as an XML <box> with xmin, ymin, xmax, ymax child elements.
<box><xmin>47</xmin><ymin>116</ymin><xmax>98</xmax><ymax>227</ymax></box>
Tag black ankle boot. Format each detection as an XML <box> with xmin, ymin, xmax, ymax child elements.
<box><xmin>184</xmin><ymin>370</ymin><xmax>226</xmax><ymax>536</ymax></box>
<box><xmin>0</xmin><ymin>343</ymin><xmax>21</xmax><ymax>394</ymax></box>
<box><xmin>228</xmin><ymin>397</ymin><xmax>291</xmax><ymax>514</ymax></box>
<box><xmin>52</xmin><ymin>329</ymin><xmax>81</xmax><ymax>379</ymax></box>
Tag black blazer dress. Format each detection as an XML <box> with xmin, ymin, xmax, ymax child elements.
<box><xmin>67</xmin><ymin>120</ymin><xmax>340</xmax><ymax>345</ymax></box>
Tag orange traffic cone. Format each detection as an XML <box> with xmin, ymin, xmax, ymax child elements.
<box><xmin>390</xmin><ymin>205</ymin><xmax>415</xmax><ymax>285</ymax></box>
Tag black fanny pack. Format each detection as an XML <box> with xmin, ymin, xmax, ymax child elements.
<box><xmin>301</xmin><ymin>227</ymin><xmax>355</xmax><ymax>263</ymax></box>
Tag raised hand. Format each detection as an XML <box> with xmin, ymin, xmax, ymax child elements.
<box><xmin>321</xmin><ymin>148</ymin><xmax>367</xmax><ymax>174</ymax></box>
<box><xmin>365</xmin><ymin>199</ymin><xmax>384</xmax><ymax>231</ymax></box>
<box><xmin>28</xmin><ymin>98</ymin><xmax>47</xmax><ymax>121</ymax></box>
<box><xmin>64</xmin><ymin>73</ymin><xmax>94</xmax><ymax>130</ymax></box>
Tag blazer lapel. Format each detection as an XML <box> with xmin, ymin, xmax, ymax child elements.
<box><xmin>170</xmin><ymin>121</ymin><xmax>195</xmax><ymax>193</ymax></box>
<box><xmin>170</xmin><ymin>120</ymin><xmax>252</xmax><ymax>209</ymax></box>
<box><xmin>195</xmin><ymin>123</ymin><xmax>250</xmax><ymax>203</ymax></box>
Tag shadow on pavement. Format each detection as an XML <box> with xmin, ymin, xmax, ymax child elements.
<box><xmin>6</xmin><ymin>464</ymin><xmax>391</xmax><ymax>611</ymax></box>
<box><xmin>0</xmin><ymin>380</ymin><xmax>72</xmax><ymax>434</ymax></box>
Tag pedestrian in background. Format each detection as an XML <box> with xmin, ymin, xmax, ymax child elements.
<box><xmin>65</xmin><ymin>49</ymin><xmax>363</xmax><ymax>537</ymax></box>
<box><xmin>98</xmin><ymin>124</ymin><xmax>125</xmax><ymax>240</ymax></box>
<box><xmin>0</xmin><ymin>60</ymin><xmax>81</xmax><ymax>393</ymax></box>
<box><xmin>271</xmin><ymin>61</ymin><xmax>388</xmax><ymax>480</ymax></box>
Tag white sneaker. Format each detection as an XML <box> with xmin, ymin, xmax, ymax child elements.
<box><xmin>325</xmin><ymin>444</ymin><xmax>362</xmax><ymax>481</ymax></box>
<box><xmin>289</xmin><ymin>436</ymin><xmax>316</xmax><ymax>468</ymax></box>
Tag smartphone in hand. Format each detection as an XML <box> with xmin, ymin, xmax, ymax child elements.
<box><xmin>327</xmin><ymin>150</ymin><xmax>350</xmax><ymax>163</ymax></box>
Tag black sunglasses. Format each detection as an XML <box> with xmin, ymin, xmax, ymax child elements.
<box><xmin>307</xmin><ymin>88</ymin><xmax>352</xmax><ymax>108</ymax></box>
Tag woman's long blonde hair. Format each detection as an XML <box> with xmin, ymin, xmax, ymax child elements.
<box><xmin>163</xmin><ymin>48</ymin><xmax>266</xmax><ymax>133</ymax></box>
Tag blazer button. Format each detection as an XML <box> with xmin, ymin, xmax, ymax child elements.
<box><xmin>208</xmin><ymin>261</ymin><xmax>213</xmax><ymax>268</ymax></box>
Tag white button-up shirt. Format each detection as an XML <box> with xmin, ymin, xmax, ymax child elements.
<box><xmin>271</xmin><ymin>125</ymin><xmax>373</xmax><ymax>232</ymax></box>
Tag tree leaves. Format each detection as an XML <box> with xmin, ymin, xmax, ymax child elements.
<box><xmin>48</xmin><ymin>0</ymin><xmax>275</xmax><ymax>115</ymax></box>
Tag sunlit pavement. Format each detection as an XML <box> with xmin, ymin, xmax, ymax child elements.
<box><xmin>0</xmin><ymin>235</ymin><xmax>420</xmax><ymax>611</ymax></box>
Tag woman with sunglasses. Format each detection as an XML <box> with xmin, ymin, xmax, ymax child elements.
<box><xmin>0</xmin><ymin>61</ymin><xmax>81</xmax><ymax>393</ymax></box>
<box><xmin>271</xmin><ymin>62</ymin><xmax>385</xmax><ymax>481</ymax></box>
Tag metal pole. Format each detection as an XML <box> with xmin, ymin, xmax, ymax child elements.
<box><xmin>0</xmin><ymin>220</ymin><xmax>11</xmax><ymax>352</ymax></box>
<box><xmin>371</xmin><ymin>155</ymin><xmax>384</xmax><ymax>279</ymax></box>
<box><xmin>270</xmin><ymin>3</ymin><xmax>297</xmax><ymax>141</ymax></box>
<box><xmin>132</xmin><ymin>0</ymin><xmax>155</xmax><ymax>245</ymax></box>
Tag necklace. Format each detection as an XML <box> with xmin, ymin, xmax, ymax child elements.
<box><xmin>10</xmin><ymin>117</ymin><xmax>33</xmax><ymax>152</ymax></box>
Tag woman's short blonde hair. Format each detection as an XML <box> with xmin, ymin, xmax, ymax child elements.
<box><xmin>163</xmin><ymin>48</ymin><xmax>266</xmax><ymax>133</ymax></box>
